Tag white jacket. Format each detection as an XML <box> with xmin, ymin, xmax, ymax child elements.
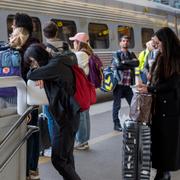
<box><xmin>75</xmin><ymin>51</ymin><xmax>89</xmax><ymax>75</ymax></box>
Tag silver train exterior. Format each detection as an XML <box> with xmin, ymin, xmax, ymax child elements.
<box><xmin>0</xmin><ymin>0</ymin><xmax>179</xmax><ymax>101</ymax></box>
<box><xmin>0</xmin><ymin>0</ymin><xmax>180</xmax><ymax>65</ymax></box>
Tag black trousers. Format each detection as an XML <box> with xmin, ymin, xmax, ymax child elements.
<box><xmin>27</xmin><ymin>109</ymin><xmax>39</xmax><ymax>175</ymax></box>
<box><xmin>51</xmin><ymin>112</ymin><xmax>81</xmax><ymax>180</ymax></box>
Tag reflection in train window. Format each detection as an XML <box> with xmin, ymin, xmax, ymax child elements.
<box><xmin>88</xmin><ymin>23</ymin><xmax>109</xmax><ymax>49</ymax></box>
<box><xmin>117</xmin><ymin>25</ymin><xmax>134</xmax><ymax>48</ymax></box>
<box><xmin>7</xmin><ymin>15</ymin><xmax>42</xmax><ymax>42</ymax></box>
<box><xmin>51</xmin><ymin>19</ymin><xmax>77</xmax><ymax>48</ymax></box>
<box><xmin>141</xmin><ymin>28</ymin><xmax>154</xmax><ymax>48</ymax></box>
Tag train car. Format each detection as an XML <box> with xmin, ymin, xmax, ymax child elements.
<box><xmin>0</xmin><ymin>0</ymin><xmax>180</xmax><ymax>67</ymax></box>
<box><xmin>0</xmin><ymin>0</ymin><xmax>179</xmax><ymax>101</ymax></box>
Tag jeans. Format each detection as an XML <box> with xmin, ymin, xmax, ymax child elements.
<box><xmin>112</xmin><ymin>85</ymin><xmax>133</xmax><ymax>126</ymax></box>
<box><xmin>27</xmin><ymin>109</ymin><xmax>39</xmax><ymax>175</ymax></box>
<box><xmin>76</xmin><ymin>109</ymin><xmax>90</xmax><ymax>144</ymax></box>
<box><xmin>51</xmin><ymin>112</ymin><xmax>81</xmax><ymax>180</ymax></box>
<box><xmin>43</xmin><ymin>105</ymin><xmax>59</xmax><ymax>142</ymax></box>
<box><xmin>140</xmin><ymin>71</ymin><xmax>147</xmax><ymax>84</ymax></box>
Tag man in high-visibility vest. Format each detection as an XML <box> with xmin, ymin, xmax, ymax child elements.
<box><xmin>135</xmin><ymin>40</ymin><xmax>154</xmax><ymax>84</ymax></box>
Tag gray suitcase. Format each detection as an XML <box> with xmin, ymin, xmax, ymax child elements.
<box><xmin>122</xmin><ymin>119</ymin><xmax>151</xmax><ymax>180</ymax></box>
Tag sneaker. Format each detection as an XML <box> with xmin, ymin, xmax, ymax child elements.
<box><xmin>74</xmin><ymin>142</ymin><xmax>89</xmax><ymax>150</ymax></box>
<box><xmin>29</xmin><ymin>170</ymin><xmax>40</xmax><ymax>180</ymax></box>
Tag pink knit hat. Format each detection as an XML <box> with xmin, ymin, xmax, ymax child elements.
<box><xmin>69</xmin><ymin>32</ymin><xmax>89</xmax><ymax>43</ymax></box>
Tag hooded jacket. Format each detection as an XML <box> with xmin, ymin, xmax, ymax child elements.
<box><xmin>27</xmin><ymin>52</ymin><xmax>80</xmax><ymax>127</ymax></box>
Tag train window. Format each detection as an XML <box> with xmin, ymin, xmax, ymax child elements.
<box><xmin>7</xmin><ymin>15</ymin><xmax>42</xmax><ymax>42</ymax></box>
<box><xmin>88</xmin><ymin>23</ymin><xmax>109</xmax><ymax>49</ymax></box>
<box><xmin>51</xmin><ymin>19</ymin><xmax>77</xmax><ymax>48</ymax></box>
<box><xmin>117</xmin><ymin>26</ymin><xmax>134</xmax><ymax>48</ymax></box>
<box><xmin>141</xmin><ymin>28</ymin><xmax>154</xmax><ymax>48</ymax></box>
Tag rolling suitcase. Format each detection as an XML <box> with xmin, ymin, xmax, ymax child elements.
<box><xmin>122</xmin><ymin>120</ymin><xmax>151</xmax><ymax>180</ymax></box>
<box><xmin>38</xmin><ymin>113</ymin><xmax>51</xmax><ymax>156</ymax></box>
<box><xmin>122</xmin><ymin>92</ymin><xmax>152</xmax><ymax>180</ymax></box>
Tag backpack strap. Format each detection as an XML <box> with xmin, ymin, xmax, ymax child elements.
<box><xmin>46</xmin><ymin>43</ymin><xmax>59</xmax><ymax>52</ymax></box>
<box><xmin>46</xmin><ymin>42</ymin><xmax>69</xmax><ymax>53</ymax></box>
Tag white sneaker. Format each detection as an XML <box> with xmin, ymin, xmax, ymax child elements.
<box><xmin>29</xmin><ymin>170</ymin><xmax>40</xmax><ymax>180</ymax></box>
<box><xmin>74</xmin><ymin>142</ymin><xmax>89</xmax><ymax>150</ymax></box>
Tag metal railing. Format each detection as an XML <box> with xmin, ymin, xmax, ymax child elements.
<box><xmin>0</xmin><ymin>105</ymin><xmax>39</xmax><ymax>172</ymax></box>
<box><xmin>0</xmin><ymin>125</ymin><xmax>39</xmax><ymax>172</ymax></box>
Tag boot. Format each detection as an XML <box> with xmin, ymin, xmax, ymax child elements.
<box><xmin>114</xmin><ymin>123</ymin><xmax>122</xmax><ymax>132</ymax></box>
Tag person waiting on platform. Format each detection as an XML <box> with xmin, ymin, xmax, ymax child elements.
<box><xmin>42</xmin><ymin>21</ymin><xmax>69</xmax><ymax>142</ymax></box>
<box><xmin>24</xmin><ymin>43</ymin><xmax>81</xmax><ymax>180</ymax></box>
<box><xmin>111</xmin><ymin>35</ymin><xmax>139</xmax><ymax>132</ymax></box>
<box><xmin>69</xmin><ymin>32</ymin><xmax>91</xmax><ymax>150</ymax></box>
<box><xmin>137</xmin><ymin>27</ymin><xmax>180</xmax><ymax>180</ymax></box>
<box><xmin>10</xmin><ymin>13</ymin><xmax>40</xmax><ymax>180</ymax></box>
<box><xmin>135</xmin><ymin>40</ymin><xmax>155</xmax><ymax>84</ymax></box>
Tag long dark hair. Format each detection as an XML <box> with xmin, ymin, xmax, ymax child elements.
<box><xmin>24</xmin><ymin>43</ymin><xmax>50</xmax><ymax>67</ymax></box>
<box><xmin>153</xmin><ymin>27</ymin><xmax>180</xmax><ymax>81</ymax></box>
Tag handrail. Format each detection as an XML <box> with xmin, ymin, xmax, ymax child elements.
<box><xmin>0</xmin><ymin>105</ymin><xmax>38</xmax><ymax>150</ymax></box>
<box><xmin>0</xmin><ymin>125</ymin><xmax>39</xmax><ymax>172</ymax></box>
<box><xmin>0</xmin><ymin>76</ymin><xmax>27</xmax><ymax>115</ymax></box>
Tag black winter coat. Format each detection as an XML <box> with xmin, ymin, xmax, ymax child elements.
<box><xmin>148</xmin><ymin>75</ymin><xmax>180</xmax><ymax>170</ymax></box>
<box><xmin>27</xmin><ymin>52</ymin><xmax>80</xmax><ymax>130</ymax></box>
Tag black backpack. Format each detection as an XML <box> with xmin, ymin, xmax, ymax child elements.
<box><xmin>46</xmin><ymin>42</ymin><xmax>69</xmax><ymax>53</ymax></box>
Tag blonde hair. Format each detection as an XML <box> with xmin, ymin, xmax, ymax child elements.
<box><xmin>9</xmin><ymin>27</ymin><xmax>29</xmax><ymax>49</ymax></box>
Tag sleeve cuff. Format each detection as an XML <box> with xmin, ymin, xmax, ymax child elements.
<box><xmin>147</xmin><ymin>85</ymin><xmax>157</xmax><ymax>93</ymax></box>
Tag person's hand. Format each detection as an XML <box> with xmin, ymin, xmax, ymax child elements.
<box><xmin>137</xmin><ymin>83</ymin><xmax>148</xmax><ymax>93</ymax></box>
<box><xmin>147</xmin><ymin>73</ymin><xmax>151</xmax><ymax>81</ymax></box>
<box><xmin>26</xmin><ymin>113</ymin><xmax>32</xmax><ymax>124</ymax></box>
<box><xmin>35</xmin><ymin>80</ymin><xmax>44</xmax><ymax>89</ymax></box>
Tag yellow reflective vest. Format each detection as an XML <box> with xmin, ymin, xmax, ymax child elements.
<box><xmin>135</xmin><ymin>49</ymin><xmax>149</xmax><ymax>76</ymax></box>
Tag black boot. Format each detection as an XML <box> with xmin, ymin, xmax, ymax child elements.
<box><xmin>114</xmin><ymin>124</ymin><xmax>122</xmax><ymax>132</ymax></box>
<box><xmin>154</xmin><ymin>170</ymin><xmax>171</xmax><ymax>180</ymax></box>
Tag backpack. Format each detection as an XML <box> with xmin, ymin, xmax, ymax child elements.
<box><xmin>100</xmin><ymin>66</ymin><xmax>117</xmax><ymax>92</ymax></box>
<box><xmin>87</xmin><ymin>53</ymin><xmax>104</xmax><ymax>88</ymax></box>
<box><xmin>0</xmin><ymin>48</ymin><xmax>21</xmax><ymax>76</ymax></box>
<box><xmin>72</xmin><ymin>64</ymin><xmax>96</xmax><ymax>111</ymax></box>
<box><xmin>47</xmin><ymin>44</ymin><xmax>96</xmax><ymax>111</ymax></box>
<box><xmin>0</xmin><ymin>48</ymin><xmax>21</xmax><ymax>97</ymax></box>
<box><xmin>46</xmin><ymin>42</ymin><xmax>69</xmax><ymax>55</ymax></box>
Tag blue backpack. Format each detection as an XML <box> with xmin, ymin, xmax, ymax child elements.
<box><xmin>100</xmin><ymin>66</ymin><xmax>117</xmax><ymax>92</ymax></box>
<box><xmin>0</xmin><ymin>48</ymin><xmax>21</xmax><ymax>97</ymax></box>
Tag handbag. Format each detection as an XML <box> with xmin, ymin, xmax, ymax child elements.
<box><xmin>27</xmin><ymin>80</ymin><xmax>49</xmax><ymax>105</ymax></box>
<box><xmin>129</xmin><ymin>91</ymin><xmax>152</xmax><ymax>123</ymax></box>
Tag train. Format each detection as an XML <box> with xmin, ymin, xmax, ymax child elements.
<box><xmin>0</xmin><ymin>0</ymin><xmax>180</xmax><ymax>100</ymax></box>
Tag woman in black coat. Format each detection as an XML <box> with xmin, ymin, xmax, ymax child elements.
<box><xmin>137</xmin><ymin>27</ymin><xmax>180</xmax><ymax>180</ymax></box>
<box><xmin>24</xmin><ymin>43</ymin><xmax>81</xmax><ymax>180</ymax></box>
